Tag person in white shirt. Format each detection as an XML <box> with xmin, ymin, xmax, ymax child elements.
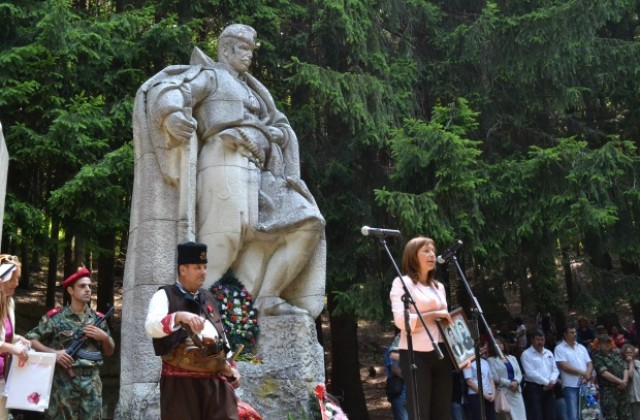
<box><xmin>464</xmin><ymin>344</ymin><xmax>496</xmax><ymax>420</ymax></box>
<box><xmin>521</xmin><ymin>328</ymin><xmax>560</xmax><ymax>420</ymax></box>
<box><xmin>554</xmin><ymin>324</ymin><xmax>593</xmax><ymax>420</ymax></box>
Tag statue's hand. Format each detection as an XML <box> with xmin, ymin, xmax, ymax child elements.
<box><xmin>268</xmin><ymin>126</ymin><xmax>285</xmax><ymax>146</ymax></box>
<box><xmin>164</xmin><ymin>111</ymin><xmax>197</xmax><ymax>143</ymax></box>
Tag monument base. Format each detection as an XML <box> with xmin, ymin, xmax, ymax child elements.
<box><xmin>236</xmin><ymin>314</ymin><xmax>325</xmax><ymax>418</ymax></box>
<box><xmin>114</xmin><ymin>382</ymin><xmax>160</xmax><ymax>420</ymax></box>
<box><xmin>115</xmin><ymin>314</ymin><xmax>324</xmax><ymax>419</ymax></box>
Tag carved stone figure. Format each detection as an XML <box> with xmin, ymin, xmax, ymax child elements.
<box><xmin>135</xmin><ymin>24</ymin><xmax>326</xmax><ymax>317</ymax></box>
<box><xmin>118</xmin><ymin>24</ymin><xmax>326</xmax><ymax>418</ymax></box>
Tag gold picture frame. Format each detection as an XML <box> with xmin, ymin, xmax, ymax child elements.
<box><xmin>437</xmin><ymin>307</ymin><xmax>476</xmax><ymax>371</ymax></box>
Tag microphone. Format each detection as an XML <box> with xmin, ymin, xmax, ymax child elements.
<box><xmin>361</xmin><ymin>226</ymin><xmax>401</xmax><ymax>238</ymax></box>
<box><xmin>437</xmin><ymin>240</ymin><xmax>463</xmax><ymax>264</ymax></box>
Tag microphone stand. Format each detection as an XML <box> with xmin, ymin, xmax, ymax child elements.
<box><xmin>445</xmin><ymin>253</ymin><xmax>504</xmax><ymax>420</ymax></box>
<box><xmin>376</xmin><ymin>236</ymin><xmax>443</xmax><ymax>420</ymax></box>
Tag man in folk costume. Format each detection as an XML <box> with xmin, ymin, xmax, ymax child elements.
<box><xmin>145</xmin><ymin>242</ymin><xmax>240</xmax><ymax>420</ymax></box>
<box><xmin>26</xmin><ymin>268</ymin><xmax>115</xmax><ymax>419</ymax></box>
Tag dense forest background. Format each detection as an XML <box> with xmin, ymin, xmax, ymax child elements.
<box><xmin>2</xmin><ymin>0</ymin><xmax>640</xmax><ymax>418</ymax></box>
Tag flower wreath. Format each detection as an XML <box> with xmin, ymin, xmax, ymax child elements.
<box><xmin>210</xmin><ymin>270</ymin><xmax>260</xmax><ymax>355</ymax></box>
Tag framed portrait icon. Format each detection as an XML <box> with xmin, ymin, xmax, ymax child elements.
<box><xmin>437</xmin><ymin>307</ymin><xmax>476</xmax><ymax>371</ymax></box>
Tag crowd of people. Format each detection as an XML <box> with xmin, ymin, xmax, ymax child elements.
<box><xmin>387</xmin><ymin>235</ymin><xmax>640</xmax><ymax>420</ymax></box>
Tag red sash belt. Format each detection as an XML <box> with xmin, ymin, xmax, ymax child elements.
<box><xmin>161</xmin><ymin>362</ymin><xmax>218</xmax><ymax>378</ymax></box>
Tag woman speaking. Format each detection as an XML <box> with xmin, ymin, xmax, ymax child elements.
<box><xmin>389</xmin><ymin>237</ymin><xmax>453</xmax><ymax>420</ymax></box>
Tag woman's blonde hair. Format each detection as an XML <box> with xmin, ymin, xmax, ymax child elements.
<box><xmin>401</xmin><ymin>237</ymin><xmax>437</xmax><ymax>285</ymax></box>
<box><xmin>0</xmin><ymin>255</ymin><xmax>21</xmax><ymax>320</ymax></box>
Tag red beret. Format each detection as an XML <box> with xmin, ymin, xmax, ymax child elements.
<box><xmin>62</xmin><ymin>268</ymin><xmax>91</xmax><ymax>289</ymax></box>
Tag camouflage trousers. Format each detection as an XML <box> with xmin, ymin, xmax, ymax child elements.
<box><xmin>45</xmin><ymin>368</ymin><xmax>102</xmax><ymax>420</ymax></box>
<box><xmin>600</xmin><ymin>385</ymin><xmax>632</xmax><ymax>420</ymax></box>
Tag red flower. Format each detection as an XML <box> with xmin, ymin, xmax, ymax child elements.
<box><xmin>315</xmin><ymin>384</ymin><xmax>326</xmax><ymax>400</ymax></box>
<box><xmin>231</xmin><ymin>315</ymin><xmax>238</xmax><ymax>322</ymax></box>
<box><xmin>206</xmin><ymin>304</ymin><xmax>213</xmax><ymax>313</ymax></box>
<box><xmin>27</xmin><ymin>392</ymin><xmax>41</xmax><ymax>405</ymax></box>
<box><xmin>217</xmin><ymin>294</ymin><xmax>224</xmax><ymax>300</ymax></box>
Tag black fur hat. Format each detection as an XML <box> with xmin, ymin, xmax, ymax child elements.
<box><xmin>177</xmin><ymin>242</ymin><xmax>208</xmax><ymax>265</ymax></box>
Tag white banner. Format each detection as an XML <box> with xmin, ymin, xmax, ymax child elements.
<box><xmin>4</xmin><ymin>351</ymin><xmax>56</xmax><ymax>412</ymax></box>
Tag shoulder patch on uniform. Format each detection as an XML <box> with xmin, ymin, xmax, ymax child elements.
<box><xmin>46</xmin><ymin>307</ymin><xmax>61</xmax><ymax>317</ymax></box>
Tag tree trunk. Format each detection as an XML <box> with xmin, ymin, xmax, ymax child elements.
<box><xmin>96</xmin><ymin>233</ymin><xmax>116</xmax><ymax>312</ymax></box>
<box><xmin>62</xmin><ymin>231</ymin><xmax>74</xmax><ymax>306</ymax></box>
<box><xmin>18</xmin><ymin>241</ymin><xmax>30</xmax><ymax>289</ymax></box>
<box><xmin>561</xmin><ymin>247</ymin><xmax>575</xmax><ymax>308</ymax></box>
<box><xmin>621</xmin><ymin>258</ymin><xmax>640</xmax><ymax>341</ymax></box>
<box><xmin>327</xmin><ymin>289</ymin><xmax>369</xmax><ymax>420</ymax></box>
<box><xmin>46</xmin><ymin>216</ymin><xmax>60</xmax><ymax>308</ymax></box>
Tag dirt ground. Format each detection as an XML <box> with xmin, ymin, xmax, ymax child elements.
<box><xmin>355</xmin><ymin>320</ymin><xmax>396</xmax><ymax>420</ymax></box>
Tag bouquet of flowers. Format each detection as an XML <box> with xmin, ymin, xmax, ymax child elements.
<box><xmin>314</xmin><ymin>384</ymin><xmax>348</xmax><ymax>420</ymax></box>
<box><xmin>579</xmin><ymin>382</ymin><xmax>601</xmax><ymax>420</ymax></box>
<box><xmin>210</xmin><ymin>270</ymin><xmax>260</xmax><ymax>355</ymax></box>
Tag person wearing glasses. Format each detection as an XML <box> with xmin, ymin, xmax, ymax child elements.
<box><xmin>26</xmin><ymin>268</ymin><xmax>114</xmax><ymax>419</ymax></box>
<box><xmin>0</xmin><ymin>256</ymin><xmax>31</xmax><ymax>420</ymax></box>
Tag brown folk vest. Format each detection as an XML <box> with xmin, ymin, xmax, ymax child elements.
<box><xmin>151</xmin><ymin>284</ymin><xmax>226</xmax><ymax>356</ymax></box>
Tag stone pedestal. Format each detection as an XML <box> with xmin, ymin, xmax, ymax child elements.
<box><xmin>115</xmin><ymin>314</ymin><xmax>324</xmax><ymax>419</ymax></box>
<box><xmin>236</xmin><ymin>314</ymin><xmax>325</xmax><ymax>418</ymax></box>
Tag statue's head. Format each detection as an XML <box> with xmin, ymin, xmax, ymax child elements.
<box><xmin>219</xmin><ymin>24</ymin><xmax>257</xmax><ymax>49</ymax></box>
<box><xmin>218</xmin><ymin>24</ymin><xmax>257</xmax><ymax>74</ymax></box>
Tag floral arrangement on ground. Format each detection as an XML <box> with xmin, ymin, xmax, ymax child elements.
<box><xmin>313</xmin><ymin>384</ymin><xmax>348</xmax><ymax>420</ymax></box>
<box><xmin>210</xmin><ymin>270</ymin><xmax>260</xmax><ymax>359</ymax></box>
<box><xmin>579</xmin><ymin>383</ymin><xmax>601</xmax><ymax>420</ymax></box>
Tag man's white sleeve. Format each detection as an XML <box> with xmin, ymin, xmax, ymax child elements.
<box><xmin>145</xmin><ymin>290</ymin><xmax>179</xmax><ymax>338</ymax></box>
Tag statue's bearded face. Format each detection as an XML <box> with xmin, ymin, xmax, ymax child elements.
<box><xmin>225</xmin><ymin>41</ymin><xmax>254</xmax><ymax>74</ymax></box>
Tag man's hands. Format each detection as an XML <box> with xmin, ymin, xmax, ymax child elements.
<box><xmin>176</xmin><ymin>312</ymin><xmax>205</xmax><ymax>333</ymax></box>
<box><xmin>543</xmin><ymin>380</ymin><xmax>556</xmax><ymax>392</ymax></box>
<box><xmin>84</xmin><ymin>325</ymin><xmax>110</xmax><ymax>343</ymax></box>
<box><xmin>55</xmin><ymin>350</ymin><xmax>75</xmax><ymax>370</ymax></box>
<box><xmin>228</xmin><ymin>366</ymin><xmax>241</xmax><ymax>389</ymax></box>
<box><xmin>617</xmin><ymin>378</ymin><xmax>628</xmax><ymax>390</ymax></box>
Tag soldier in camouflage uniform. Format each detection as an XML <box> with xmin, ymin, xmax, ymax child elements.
<box><xmin>592</xmin><ymin>333</ymin><xmax>632</xmax><ymax>420</ymax></box>
<box><xmin>26</xmin><ymin>268</ymin><xmax>114</xmax><ymax>420</ymax></box>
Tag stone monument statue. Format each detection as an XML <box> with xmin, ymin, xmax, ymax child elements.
<box><xmin>117</xmin><ymin>24</ymin><xmax>326</xmax><ymax>418</ymax></box>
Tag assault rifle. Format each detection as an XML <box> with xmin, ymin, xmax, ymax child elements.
<box><xmin>65</xmin><ymin>304</ymin><xmax>114</xmax><ymax>377</ymax></box>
